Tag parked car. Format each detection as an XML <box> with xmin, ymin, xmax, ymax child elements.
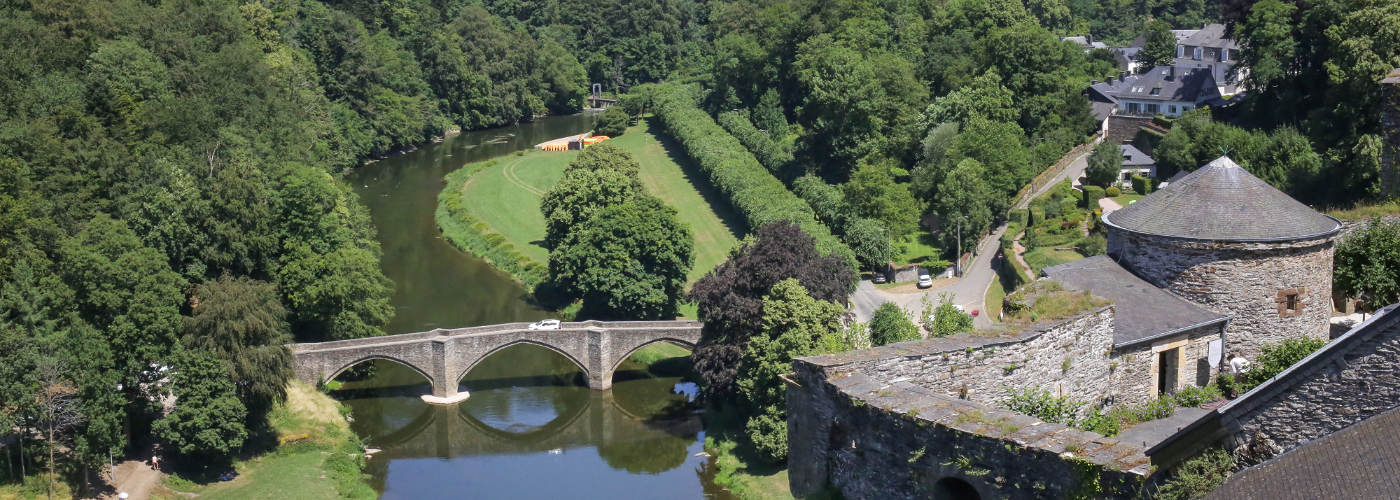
<box><xmin>873</xmin><ymin>272</ymin><xmax>887</xmax><ymax>284</ymax></box>
<box><xmin>917</xmin><ymin>274</ymin><xmax>933</xmax><ymax>289</ymax></box>
<box><xmin>528</xmin><ymin>319</ymin><xmax>561</xmax><ymax>330</ymax></box>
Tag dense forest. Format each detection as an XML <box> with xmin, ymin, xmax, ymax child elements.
<box><xmin>1</xmin><ymin>0</ymin><xmax>1398</xmax><ymax>492</ymax></box>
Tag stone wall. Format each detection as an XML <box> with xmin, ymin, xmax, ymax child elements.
<box><xmin>1146</xmin><ymin>305</ymin><xmax>1400</xmax><ymax>471</ymax></box>
<box><xmin>1224</xmin><ymin>307</ymin><xmax>1400</xmax><ymax>466</ymax></box>
<box><xmin>800</xmin><ymin>308</ymin><xmax>1116</xmax><ymax>413</ymax></box>
<box><xmin>1107</xmin><ymin>228</ymin><xmax>1334</xmax><ymax>360</ymax></box>
<box><xmin>1110</xmin><ymin>324</ymin><xmax>1224</xmax><ymax>407</ymax></box>
<box><xmin>787</xmin><ymin>363</ymin><xmax>1150</xmax><ymax>499</ymax></box>
<box><xmin>1106</xmin><ymin>115</ymin><xmax>1155</xmax><ymax>145</ymax></box>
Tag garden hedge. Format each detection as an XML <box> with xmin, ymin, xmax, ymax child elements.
<box><xmin>1083</xmin><ymin>186</ymin><xmax>1105</xmax><ymax>209</ymax></box>
<box><xmin>651</xmin><ymin>83</ymin><xmax>855</xmax><ymax>268</ymax></box>
<box><xmin>717</xmin><ymin>111</ymin><xmax>792</xmax><ymax>179</ymax></box>
<box><xmin>1029</xmin><ymin>207</ymin><xmax>1045</xmax><ymax>226</ymax></box>
<box><xmin>1008</xmin><ymin>209</ymin><xmax>1029</xmax><ymax>227</ymax></box>
<box><xmin>1132</xmin><ymin>175</ymin><xmax>1153</xmax><ymax>195</ymax></box>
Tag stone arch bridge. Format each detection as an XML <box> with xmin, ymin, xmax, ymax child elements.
<box><xmin>290</xmin><ymin>320</ymin><xmax>702</xmax><ymax>399</ymax></box>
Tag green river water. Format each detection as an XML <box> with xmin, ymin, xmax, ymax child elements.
<box><xmin>340</xmin><ymin>114</ymin><xmax>734</xmax><ymax>500</ymax></box>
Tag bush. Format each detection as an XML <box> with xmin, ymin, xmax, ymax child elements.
<box><xmin>1105</xmin><ymin>186</ymin><xmax>1121</xmax><ymax>197</ymax></box>
<box><xmin>1243</xmin><ymin>337</ymin><xmax>1329</xmax><ymax>391</ymax></box>
<box><xmin>1004</xmin><ymin>387</ymin><xmax>1084</xmax><ymax>425</ymax></box>
<box><xmin>1008</xmin><ymin>209</ymin><xmax>1028</xmax><ymax>226</ymax></box>
<box><xmin>1029</xmin><ymin>207</ymin><xmax>1045</xmax><ymax>226</ymax></box>
<box><xmin>651</xmin><ymin>83</ymin><xmax>854</xmax><ymax>267</ymax></box>
<box><xmin>1075</xmin><ymin>235</ymin><xmax>1106</xmax><ymax>256</ymax></box>
<box><xmin>1127</xmin><ymin>394</ymin><xmax>1177</xmax><ymax>422</ymax></box>
<box><xmin>1154</xmin><ymin>449</ymin><xmax>1234</xmax><ymax>500</ymax></box>
<box><xmin>1132</xmin><ymin>175</ymin><xmax>1153</xmax><ymax>195</ymax></box>
<box><xmin>1078</xmin><ymin>407</ymin><xmax>1121</xmax><ymax>437</ymax></box>
<box><xmin>594</xmin><ymin>106</ymin><xmax>630</xmax><ymax>136</ymax></box>
<box><xmin>870</xmin><ymin>302</ymin><xmax>920</xmax><ymax>346</ymax></box>
<box><xmin>1172</xmin><ymin>384</ymin><xmax>1222</xmax><ymax>407</ymax></box>
<box><xmin>1082</xmin><ymin>186</ymin><xmax>1105</xmax><ymax>209</ymax></box>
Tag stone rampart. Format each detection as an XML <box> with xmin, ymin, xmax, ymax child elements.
<box><xmin>787</xmin><ymin>361</ymin><xmax>1149</xmax><ymax>499</ymax></box>
<box><xmin>796</xmin><ymin>307</ymin><xmax>1116</xmax><ymax>411</ymax></box>
<box><xmin>1147</xmin><ymin>305</ymin><xmax>1400</xmax><ymax>470</ymax></box>
<box><xmin>1107</xmin><ymin>228</ymin><xmax>1334</xmax><ymax>360</ymax></box>
<box><xmin>290</xmin><ymin>321</ymin><xmax>702</xmax><ymax>398</ymax></box>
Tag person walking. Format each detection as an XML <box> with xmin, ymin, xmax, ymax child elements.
<box><xmin>151</xmin><ymin>455</ymin><xmax>160</xmax><ymax>471</ymax></box>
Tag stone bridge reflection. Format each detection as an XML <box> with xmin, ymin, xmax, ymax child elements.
<box><xmin>349</xmin><ymin>387</ymin><xmax>702</xmax><ymax>465</ymax></box>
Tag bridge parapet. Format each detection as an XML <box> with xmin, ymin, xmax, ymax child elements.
<box><xmin>291</xmin><ymin>321</ymin><xmax>702</xmax><ymax>401</ymax></box>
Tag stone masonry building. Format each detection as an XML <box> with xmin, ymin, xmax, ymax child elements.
<box><xmin>1103</xmin><ymin>156</ymin><xmax>1342</xmax><ymax>361</ymax></box>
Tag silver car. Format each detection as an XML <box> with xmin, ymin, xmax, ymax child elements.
<box><xmin>528</xmin><ymin>319</ymin><xmax>561</xmax><ymax>330</ymax></box>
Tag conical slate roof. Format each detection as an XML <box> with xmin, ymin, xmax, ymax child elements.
<box><xmin>1105</xmin><ymin>156</ymin><xmax>1340</xmax><ymax>241</ymax></box>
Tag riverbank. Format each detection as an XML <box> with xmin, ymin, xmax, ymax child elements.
<box><xmin>435</xmin><ymin>117</ymin><xmax>744</xmax><ymax>290</ymax></box>
<box><xmin>151</xmin><ymin>382</ymin><xmax>374</xmax><ymax>500</ymax></box>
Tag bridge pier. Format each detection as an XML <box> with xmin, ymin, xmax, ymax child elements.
<box><xmin>290</xmin><ymin>321</ymin><xmax>703</xmax><ymax>402</ymax></box>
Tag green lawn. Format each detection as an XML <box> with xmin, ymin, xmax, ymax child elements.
<box><xmin>894</xmin><ymin>233</ymin><xmax>944</xmax><ymax>266</ymax></box>
<box><xmin>1023</xmin><ymin>247</ymin><xmax>1086</xmax><ymax>276</ymax></box>
<box><xmin>1109</xmin><ymin>194</ymin><xmax>1145</xmax><ymax>207</ymax></box>
<box><xmin>457</xmin><ymin>118</ymin><xmax>743</xmax><ymax>282</ymax></box>
<box><xmin>985</xmin><ymin>272</ymin><xmax>1007</xmax><ymax>323</ymax></box>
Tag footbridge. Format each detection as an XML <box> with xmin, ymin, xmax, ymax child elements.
<box><xmin>290</xmin><ymin>320</ymin><xmax>703</xmax><ymax>399</ymax></box>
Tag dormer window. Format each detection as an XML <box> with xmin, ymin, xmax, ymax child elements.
<box><xmin>1150</xmin><ymin>88</ymin><xmax>1161</xmax><ymax>95</ymax></box>
<box><xmin>1194</xmin><ymin>47</ymin><xmax>1202</xmax><ymax>60</ymax></box>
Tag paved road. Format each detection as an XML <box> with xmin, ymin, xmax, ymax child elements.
<box><xmin>849</xmin><ymin>147</ymin><xmax>1093</xmax><ymax>330</ymax></box>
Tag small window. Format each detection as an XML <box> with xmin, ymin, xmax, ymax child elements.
<box><xmin>1177</xmin><ymin>45</ymin><xmax>1184</xmax><ymax>58</ymax></box>
<box><xmin>1286</xmin><ymin>294</ymin><xmax>1299</xmax><ymax>312</ymax></box>
<box><xmin>1194</xmin><ymin>47</ymin><xmax>1202</xmax><ymax>60</ymax></box>
<box><xmin>1169</xmin><ymin>105</ymin><xmax>1178</xmax><ymax>113</ymax></box>
<box><xmin>1150</xmin><ymin>88</ymin><xmax>1161</xmax><ymax>95</ymax></box>
<box><xmin>1221</xmin><ymin>49</ymin><xmax>1230</xmax><ymax>62</ymax></box>
<box><xmin>1182</xmin><ymin>106</ymin><xmax>1192</xmax><ymax>111</ymax></box>
<box><xmin>1277</xmin><ymin>288</ymin><xmax>1306</xmax><ymax>317</ymax></box>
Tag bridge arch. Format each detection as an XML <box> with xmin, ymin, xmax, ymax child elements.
<box><xmin>454</xmin><ymin>339</ymin><xmax>592</xmax><ymax>387</ymax></box>
<box><xmin>325</xmin><ymin>354</ymin><xmax>435</xmax><ymax>388</ymax></box>
<box><xmin>608</xmin><ymin>338</ymin><xmax>696</xmax><ymax>373</ymax></box>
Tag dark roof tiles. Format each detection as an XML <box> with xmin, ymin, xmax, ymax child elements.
<box><xmin>1105</xmin><ymin>156</ymin><xmax>1341</xmax><ymax>241</ymax></box>
<box><xmin>1042</xmin><ymin>256</ymin><xmax>1227</xmax><ymax>346</ymax></box>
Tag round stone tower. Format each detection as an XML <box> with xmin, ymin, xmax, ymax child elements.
<box><xmin>1102</xmin><ymin>156</ymin><xmax>1342</xmax><ymax>360</ymax></box>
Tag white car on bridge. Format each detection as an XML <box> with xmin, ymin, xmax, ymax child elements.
<box><xmin>528</xmin><ymin>319</ymin><xmax>561</xmax><ymax>330</ymax></box>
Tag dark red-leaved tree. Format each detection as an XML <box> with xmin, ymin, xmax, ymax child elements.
<box><xmin>687</xmin><ymin>221</ymin><xmax>856</xmax><ymax>401</ymax></box>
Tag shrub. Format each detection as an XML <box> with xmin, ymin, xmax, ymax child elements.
<box><xmin>1082</xmin><ymin>186</ymin><xmax>1105</xmax><ymax>209</ymax></box>
<box><xmin>1008</xmin><ymin>209</ymin><xmax>1028</xmax><ymax>226</ymax></box>
<box><xmin>1132</xmin><ymin>175</ymin><xmax>1153</xmax><ymax>195</ymax></box>
<box><xmin>651</xmin><ymin>83</ymin><xmax>854</xmax><ymax>267</ymax></box>
<box><xmin>1004</xmin><ymin>386</ymin><xmax>1084</xmax><ymax>425</ymax></box>
<box><xmin>1078</xmin><ymin>407</ymin><xmax>1121</xmax><ymax>437</ymax></box>
<box><xmin>1128</xmin><ymin>394</ymin><xmax>1177</xmax><ymax>422</ymax></box>
<box><xmin>1243</xmin><ymin>337</ymin><xmax>1329</xmax><ymax>391</ymax></box>
<box><xmin>1172</xmin><ymin>384</ymin><xmax>1222</xmax><ymax>407</ymax></box>
<box><xmin>1154</xmin><ymin>449</ymin><xmax>1234</xmax><ymax>500</ymax></box>
<box><xmin>1105</xmin><ymin>186</ymin><xmax>1121</xmax><ymax>197</ymax></box>
<box><xmin>870</xmin><ymin>302</ymin><xmax>920</xmax><ymax>346</ymax></box>
<box><xmin>594</xmin><ymin>106</ymin><xmax>630</xmax><ymax>136</ymax></box>
<box><xmin>1075</xmin><ymin>235</ymin><xmax>1106</xmax><ymax>256</ymax></box>
<box><xmin>1029</xmin><ymin>207</ymin><xmax>1045</xmax><ymax>226</ymax></box>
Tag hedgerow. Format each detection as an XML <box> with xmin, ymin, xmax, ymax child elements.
<box><xmin>716</xmin><ymin>110</ymin><xmax>793</xmax><ymax>180</ymax></box>
<box><xmin>651</xmin><ymin>83</ymin><xmax>855</xmax><ymax>268</ymax></box>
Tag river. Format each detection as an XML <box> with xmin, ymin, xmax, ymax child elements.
<box><xmin>342</xmin><ymin>114</ymin><xmax>733</xmax><ymax>500</ymax></box>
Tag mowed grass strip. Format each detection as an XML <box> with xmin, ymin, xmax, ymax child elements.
<box><xmin>456</xmin><ymin>118</ymin><xmax>743</xmax><ymax>282</ymax></box>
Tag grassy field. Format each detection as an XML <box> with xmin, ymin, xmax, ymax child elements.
<box><xmin>1023</xmin><ymin>247</ymin><xmax>1086</xmax><ymax>275</ymax></box>
<box><xmin>153</xmin><ymin>382</ymin><xmax>374</xmax><ymax>500</ymax></box>
<box><xmin>1108</xmin><ymin>194</ymin><xmax>1145</xmax><ymax>207</ymax></box>
<box><xmin>1326</xmin><ymin>200</ymin><xmax>1400</xmax><ymax>220</ymax></box>
<box><xmin>455</xmin><ymin>118</ymin><xmax>743</xmax><ymax>282</ymax></box>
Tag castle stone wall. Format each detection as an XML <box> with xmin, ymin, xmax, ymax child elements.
<box><xmin>787</xmin><ymin>362</ymin><xmax>1150</xmax><ymax>499</ymax></box>
<box><xmin>799</xmin><ymin>308</ymin><xmax>1116</xmax><ymax>413</ymax></box>
<box><xmin>1109</xmin><ymin>324</ymin><xmax>1224</xmax><ymax>407</ymax></box>
<box><xmin>1107</xmin><ymin>228</ymin><xmax>1334</xmax><ymax>360</ymax></box>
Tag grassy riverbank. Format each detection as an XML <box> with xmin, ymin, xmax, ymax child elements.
<box><xmin>152</xmin><ymin>382</ymin><xmax>374</xmax><ymax>500</ymax></box>
<box><xmin>437</xmin><ymin>117</ymin><xmax>743</xmax><ymax>286</ymax></box>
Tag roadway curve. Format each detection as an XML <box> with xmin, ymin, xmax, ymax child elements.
<box><xmin>849</xmin><ymin>147</ymin><xmax>1092</xmax><ymax>329</ymax></box>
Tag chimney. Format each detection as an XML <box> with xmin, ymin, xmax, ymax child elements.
<box><xmin>1087</xmin><ymin>34</ymin><xmax>1093</xmax><ymax>44</ymax></box>
<box><xmin>1092</xmin><ymin>80</ymin><xmax>1099</xmax><ymax>85</ymax></box>
<box><xmin>1169</xmin><ymin>66</ymin><xmax>1175</xmax><ymax>78</ymax></box>
<box><xmin>1120</xmin><ymin>71</ymin><xmax>1127</xmax><ymax>81</ymax></box>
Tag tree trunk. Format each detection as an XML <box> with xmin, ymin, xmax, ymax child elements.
<box><xmin>48</xmin><ymin>426</ymin><xmax>54</xmax><ymax>500</ymax></box>
<box><xmin>18</xmin><ymin>425</ymin><xmax>25</xmax><ymax>484</ymax></box>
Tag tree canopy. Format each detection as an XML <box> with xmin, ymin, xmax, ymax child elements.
<box><xmin>549</xmin><ymin>196</ymin><xmax>694</xmax><ymax>320</ymax></box>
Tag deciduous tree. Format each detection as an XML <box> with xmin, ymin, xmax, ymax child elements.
<box><xmin>183</xmin><ymin>275</ymin><xmax>294</xmax><ymax>413</ymax></box>
<box><xmin>549</xmin><ymin>196</ymin><xmax>694</xmax><ymax>320</ymax></box>
<box><xmin>154</xmin><ymin>348</ymin><xmax>248</xmax><ymax>464</ymax></box>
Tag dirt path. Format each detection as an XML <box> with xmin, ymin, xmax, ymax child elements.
<box><xmin>104</xmin><ymin>459</ymin><xmax>164</xmax><ymax>500</ymax></box>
